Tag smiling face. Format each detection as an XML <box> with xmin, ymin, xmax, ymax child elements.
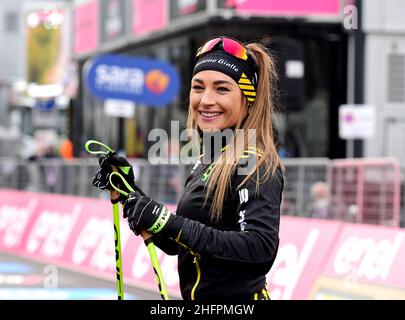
<box><xmin>189</xmin><ymin>70</ymin><xmax>247</xmax><ymax>131</ymax></box>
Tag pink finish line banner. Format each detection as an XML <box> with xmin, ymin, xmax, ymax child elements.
<box><xmin>224</xmin><ymin>0</ymin><xmax>341</xmax><ymax>16</ymax></box>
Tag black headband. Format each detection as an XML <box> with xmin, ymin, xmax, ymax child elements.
<box><xmin>192</xmin><ymin>50</ymin><xmax>258</xmax><ymax>103</ymax></box>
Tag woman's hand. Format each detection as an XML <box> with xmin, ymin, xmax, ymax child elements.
<box><xmin>123</xmin><ymin>191</ymin><xmax>184</xmax><ymax>238</ymax></box>
<box><xmin>91</xmin><ymin>153</ymin><xmax>142</xmax><ymax>203</ymax></box>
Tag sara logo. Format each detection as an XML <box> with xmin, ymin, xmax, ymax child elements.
<box><xmin>85</xmin><ymin>54</ymin><xmax>180</xmax><ymax>107</ymax></box>
<box><xmin>146</xmin><ymin>70</ymin><xmax>170</xmax><ymax>95</ymax></box>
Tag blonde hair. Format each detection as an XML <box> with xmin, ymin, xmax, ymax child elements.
<box><xmin>187</xmin><ymin>42</ymin><xmax>282</xmax><ymax>222</ymax></box>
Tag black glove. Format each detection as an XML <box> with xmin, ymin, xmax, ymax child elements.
<box><xmin>92</xmin><ymin>153</ymin><xmax>144</xmax><ymax>203</ymax></box>
<box><xmin>123</xmin><ymin>191</ymin><xmax>184</xmax><ymax>237</ymax></box>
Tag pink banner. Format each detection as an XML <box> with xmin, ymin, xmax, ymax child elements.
<box><xmin>224</xmin><ymin>0</ymin><xmax>341</xmax><ymax>16</ymax></box>
<box><xmin>2</xmin><ymin>189</ymin><xmax>405</xmax><ymax>299</ymax></box>
<box><xmin>313</xmin><ymin>223</ymin><xmax>405</xmax><ymax>299</ymax></box>
<box><xmin>132</xmin><ymin>0</ymin><xmax>167</xmax><ymax>35</ymax></box>
<box><xmin>74</xmin><ymin>1</ymin><xmax>99</xmax><ymax>55</ymax></box>
<box><xmin>0</xmin><ymin>190</ymin><xmax>179</xmax><ymax>296</ymax></box>
<box><xmin>266</xmin><ymin>216</ymin><xmax>342</xmax><ymax>299</ymax></box>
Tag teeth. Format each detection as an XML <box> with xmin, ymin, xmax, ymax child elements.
<box><xmin>201</xmin><ymin>112</ymin><xmax>221</xmax><ymax>117</ymax></box>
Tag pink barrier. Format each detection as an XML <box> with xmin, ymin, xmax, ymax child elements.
<box><xmin>330</xmin><ymin>158</ymin><xmax>401</xmax><ymax>227</ymax></box>
<box><xmin>1</xmin><ymin>189</ymin><xmax>405</xmax><ymax>299</ymax></box>
<box><xmin>267</xmin><ymin>216</ymin><xmax>343</xmax><ymax>299</ymax></box>
<box><xmin>0</xmin><ymin>190</ymin><xmax>179</xmax><ymax>296</ymax></box>
<box><xmin>312</xmin><ymin>223</ymin><xmax>405</xmax><ymax>299</ymax></box>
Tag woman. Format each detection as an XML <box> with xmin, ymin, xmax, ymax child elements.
<box><xmin>92</xmin><ymin>36</ymin><xmax>284</xmax><ymax>300</ymax></box>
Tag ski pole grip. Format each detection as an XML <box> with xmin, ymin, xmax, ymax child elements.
<box><xmin>109</xmin><ymin>165</ymin><xmax>120</xmax><ymax>203</ymax></box>
<box><xmin>141</xmin><ymin>230</ymin><xmax>153</xmax><ymax>241</ymax></box>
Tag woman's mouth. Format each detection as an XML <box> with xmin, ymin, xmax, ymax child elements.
<box><xmin>199</xmin><ymin>111</ymin><xmax>223</xmax><ymax>121</ymax></box>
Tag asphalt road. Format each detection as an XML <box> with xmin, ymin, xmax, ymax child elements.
<box><xmin>0</xmin><ymin>252</ymin><xmax>164</xmax><ymax>300</ymax></box>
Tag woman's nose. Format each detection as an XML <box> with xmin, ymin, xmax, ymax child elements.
<box><xmin>200</xmin><ymin>89</ymin><xmax>215</xmax><ymax>107</ymax></box>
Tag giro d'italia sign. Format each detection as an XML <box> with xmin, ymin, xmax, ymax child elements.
<box><xmin>85</xmin><ymin>54</ymin><xmax>180</xmax><ymax>107</ymax></box>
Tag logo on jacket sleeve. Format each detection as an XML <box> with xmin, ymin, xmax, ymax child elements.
<box><xmin>239</xmin><ymin>188</ymin><xmax>249</xmax><ymax>204</ymax></box>
<box><xmin>238</xmin><ymin>210</ymin><xmax>247</xmax><ymax>231</ymax></box>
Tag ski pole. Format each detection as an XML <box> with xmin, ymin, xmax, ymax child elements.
<box><xmin>85</xmin><ymin>140</ymin><xmax>169</xmax><ymax>300</ymax></box>
<box><xmin>85</xmin><ymin>140</ymin><xmax>124</xmax><ymax>300</ymax></box>
<box><xmin>109</xmin><ymin>171</ymin><xmax>170</xmax><ymax>300</ymax></box>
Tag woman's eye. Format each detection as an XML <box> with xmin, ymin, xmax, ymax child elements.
<box><xmin>192</xmin><ymin>85</ymin><xmax>204</xmax><ymax>91</ymax></box>
<box><xmin>217</xmin><ymin>87</ymin><xmax>230</xmax><ymax>92</ymax></box>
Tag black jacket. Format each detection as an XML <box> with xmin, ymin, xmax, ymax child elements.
<box><xmin>153</xmin><ymin>149</ymin><xmax>284</xmax><ymax>300</ymax></box>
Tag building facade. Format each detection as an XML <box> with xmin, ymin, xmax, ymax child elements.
<box><xmin>363</xmin><ymin>0</ymin><xmax>405</xmax><ymax>166</ymax></box>
<box><xmin>72</xmin><ymin>0</ymin><xmax>353</xmax><ymax>159</ymax></box>
<box><xmin>0</xmin><ymin>0</ymin><xmax>73</xmax><ymax>158</ymax></box>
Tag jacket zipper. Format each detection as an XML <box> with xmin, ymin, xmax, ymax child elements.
<box><xmin>191</xmin><ymin>254</ymin><xmax>201</xmax><ymax>300</ymax></box>
<box><xmin>172</xmin><ymin>234</ymin><xmax>202</xmax><ymax>301</ymax></box>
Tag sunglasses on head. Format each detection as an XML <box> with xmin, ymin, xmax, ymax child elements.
<box><xmin>196</xmin><ymin>37</ymin><xmax>249</xmax><ymax>61</ymax></box>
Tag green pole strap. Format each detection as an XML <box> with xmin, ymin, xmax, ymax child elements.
<box><xmin>85</xmin><ymin>140</ymin><xmax>115</xmax><ymax>156</ymax></box>
<box><xmin>144</xmin><ymin>238</ymin><xmax>170</xmax><ymax>300</ymax></box>
<box><xmin>113</xmin><ymin>202</ymin><xmax>125</xmax><ymax>300</ymax></box>
<box><xmin>109</xmin><ymin>172</ymin><xmax>132</xmax><ymax>197</ymax></box>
